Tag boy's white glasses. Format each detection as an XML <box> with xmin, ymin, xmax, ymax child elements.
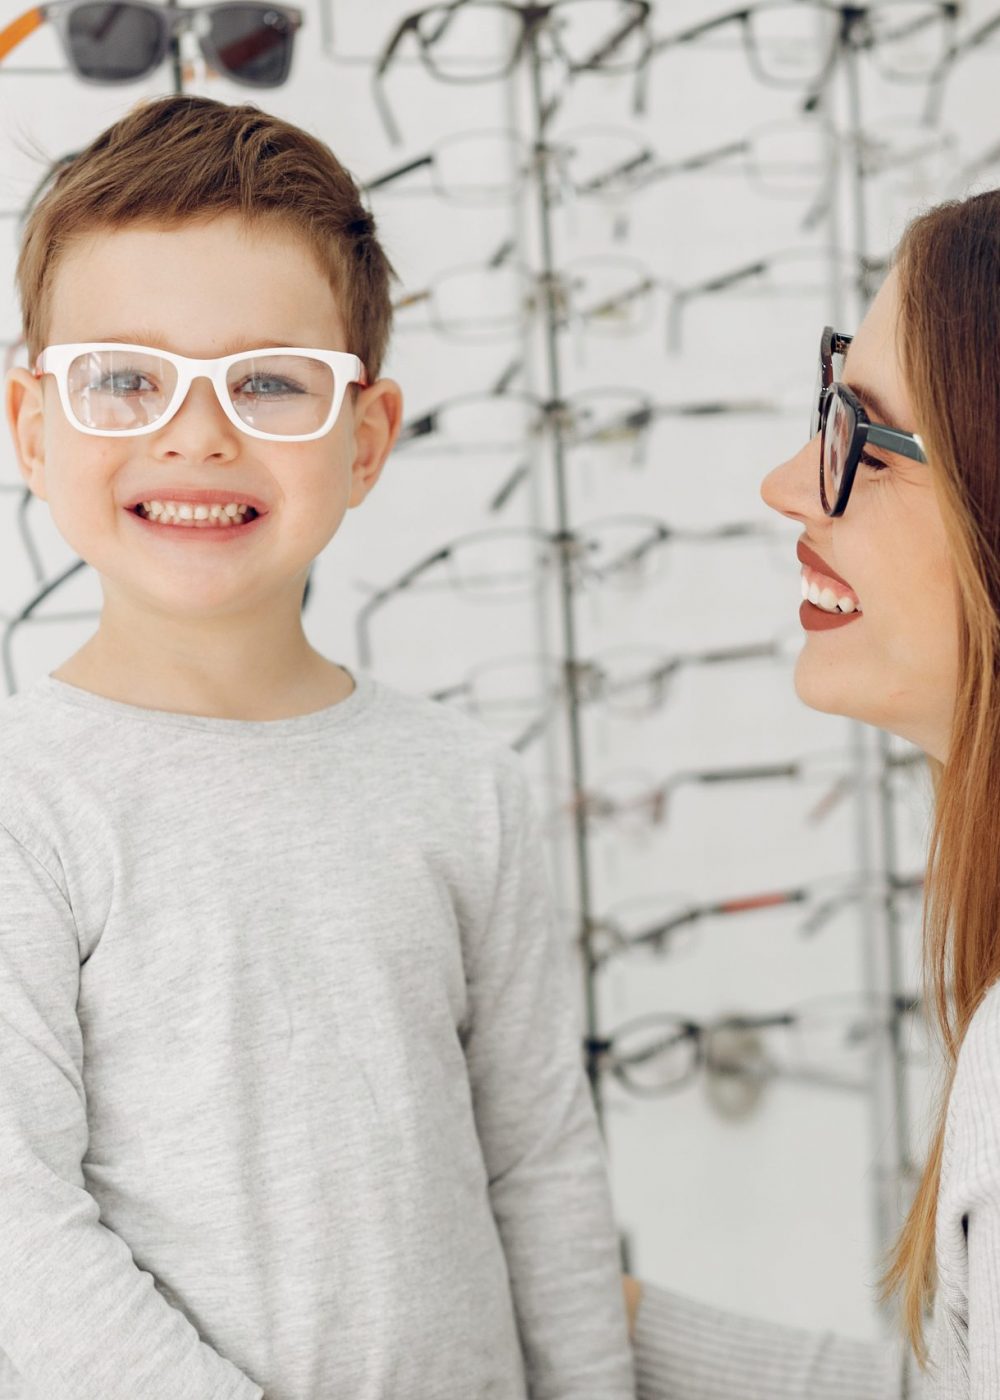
<box><xmin>33</xmin><ymin>343</ymin><xmax>368</xmax><ymax>442</ymax></box>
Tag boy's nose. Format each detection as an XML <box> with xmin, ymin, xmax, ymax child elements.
<box><xmin>761</xmin><ymin>433</ymin><xmax>823</xmax><ymax>525</ymax></box>
<box><xmin>154</xmin><ymin>375</ymin><xmax>239</xmax><ymax>460</ymax></box>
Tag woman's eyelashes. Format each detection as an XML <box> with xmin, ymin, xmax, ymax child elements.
<box><xmin>860</xmin><ymin>449</ymin><xmax>889</xmax><ymax>472</ymax></box>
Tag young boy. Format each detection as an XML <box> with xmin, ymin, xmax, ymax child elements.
<box><xmin>0</xmin><ymin>96</ymin><xmax>634</xmax><ymax>1399</ymax></box>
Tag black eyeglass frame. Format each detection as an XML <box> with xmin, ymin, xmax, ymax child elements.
<box><xmin>814</xmin><ymin>325</ymin><xmax>927</xmax><ymax>517</ymax></box>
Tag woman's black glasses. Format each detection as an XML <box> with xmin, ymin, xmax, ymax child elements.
<box><xmin>0</xmin><ymin>0</ymin><xmax>303</xmax><ymax>87</ymax></box>
<box><xmin>813</xmin><ymin>325</ymin><xmax>927</xmax><ymax>517</ymax></box>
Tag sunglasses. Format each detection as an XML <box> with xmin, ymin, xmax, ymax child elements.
<box><xmin>0</xmin><ymin>0</ymin><xmax>302</xmax><ymax>87</ymax></box>
<box><xmin>812</xmin><ymin>325</ymin><xmax>927</xmax><ymax>516</ymax></box>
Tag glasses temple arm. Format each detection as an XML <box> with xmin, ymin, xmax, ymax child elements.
<box><xmin>0</xmin><ymin>7</ymin><xmax>45</xmax><ymax>62</ymax></box>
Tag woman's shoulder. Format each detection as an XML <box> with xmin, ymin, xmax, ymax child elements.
<box><xmin>940</xmin><ymin>980</ymin><xmax>1000</xmax><ymax>1205</ymax></box>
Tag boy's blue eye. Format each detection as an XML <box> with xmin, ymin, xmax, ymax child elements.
<box><xmin>96</xmin><ymin>370</ymin><xmax>158</xmax><ymax>395</ymax></box>
<box><xmin>233</xmin><ymin>374</ymin><xmax>306</xmax><ymax>398</ymax></box>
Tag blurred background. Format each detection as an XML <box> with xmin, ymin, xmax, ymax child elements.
<box><xmin>3</xmin><ymin>0</ymin><xmax>996</xmax><ymax>1344</ymax></box>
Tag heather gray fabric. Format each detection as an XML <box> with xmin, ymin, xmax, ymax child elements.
<box><xmin>632</xmin><ymin>980</ymin><xmax>1000</xmax><ymax>1399</ymax></box>
<box><xmin>0</xmin><ymin>670</ymin><xmax>634</xmax><ymax>1400</ymax></box>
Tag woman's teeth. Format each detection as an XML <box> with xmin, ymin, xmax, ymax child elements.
<box><xmin>801</xmin><ymin>573</ymin><xmax>861</xmax><ymax>614</ymax></box>
<box><xmin>135</xmin><ymin>501</ymin><xmax>256</xmax><ymax>527</ymax></box>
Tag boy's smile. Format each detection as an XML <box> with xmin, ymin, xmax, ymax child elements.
<box><xmin>6</xmin><ymin>214</ymin><xmax>402</xmax><ymax>717</ymax></box>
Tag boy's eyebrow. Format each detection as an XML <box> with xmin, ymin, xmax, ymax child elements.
<box><xmin>92</xmin><ymin>333</ymin><xmax>309</xmax><ymax>355</ymax></box>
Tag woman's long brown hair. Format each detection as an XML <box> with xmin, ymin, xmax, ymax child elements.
<box><xmin>881</xmin><ymin>191</ymin><xmax>1000</xmax><ymax>1363</ymax></box>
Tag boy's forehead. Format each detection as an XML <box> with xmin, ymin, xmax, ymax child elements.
<box><xmin>45</xmin><ymin>216</ymin><xmax>350</xmax><ymax>354</ymax></box>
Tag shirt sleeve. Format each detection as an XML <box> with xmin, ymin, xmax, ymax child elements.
<box><xmin>632</xmin><ymin>1280</ymin><xmax>911</xmax><ymax>1400</ymax></box>
<box><xmin>0</xmin><ymin>818</ymin><xmax>264</xmax><ymax>1400</ymax></box>
<box><xmin>460</xmin><ymin>758</ymin><xmax>634</xmax><ymax>1400</ymax></box>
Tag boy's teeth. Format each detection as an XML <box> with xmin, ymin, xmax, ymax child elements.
<box><xmin>139</xmin><ymin>500</ymin><xmax>252</xmax><ymax>526</ymax></box>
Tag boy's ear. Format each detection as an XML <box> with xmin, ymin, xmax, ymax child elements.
<box><xmin>5</xmin><ymin>367</ymin><xmax>48</xmax><ymax>498</ymax></box>
<box><xmin>348</xmin><ymin>377</ymin><xmax>403</xmax><ymax>508</ymax></box>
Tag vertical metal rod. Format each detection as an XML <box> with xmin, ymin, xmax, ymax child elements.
<box><xmin>524</xmin><ymin>31</ymin><xmax>603</xmax><ymax>1125</ymax></box>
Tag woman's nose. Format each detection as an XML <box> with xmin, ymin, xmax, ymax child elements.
<box><xmin>761</xmin><ymin>434</ymin><xmax>822</xmax><ymax>523</ymax></box>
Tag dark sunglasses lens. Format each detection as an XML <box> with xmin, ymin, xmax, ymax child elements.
<box><xmin>66</xmin><ymin>3</ymin><xmax>162</xmax><ymax>80</ymax></box>
<box><xmin>207</xmin><ymin>5</ymin><xmax>296</xmax><ymax>86</ymax></box>
<box><xmin>821</xmin><ymin>392</ymin><xmax>855</xmax><ymax>514</ymax></box>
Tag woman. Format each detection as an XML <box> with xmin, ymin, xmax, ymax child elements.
<box><xmin>627</xmin><ymin>190</ymin><xmax>1000</xmax><ymax>1398</ymax></box>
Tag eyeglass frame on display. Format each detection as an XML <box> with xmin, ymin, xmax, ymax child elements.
<box><xmin>649</xmin><ymin>0</ymin><xmax>959</xmax><ymax>98</ymax></box>
<box><xmin>586</xmin><ymin>990</ymin><xmax>929</xmax><ymax>1098</ymax></box>
<box><xmin>354</xmin><ymin>516</ymin><xmax>775</xmax><ymax>667</ymax></box>
<box><xmin>372</xmin><ymin>0</ymin><xmax>653</xmax><ymax>144</ymax></box>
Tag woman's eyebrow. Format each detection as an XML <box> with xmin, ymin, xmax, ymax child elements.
<box><xmin>844</xmin><ymin>378</ymin><xmax>903</xmax><ymax>432</ymax></box>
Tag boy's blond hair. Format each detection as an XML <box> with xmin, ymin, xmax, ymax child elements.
<box><xmin>16</xmin><ymin>94</ymin><xmax>395</xmax><ymax>375</ymax></box>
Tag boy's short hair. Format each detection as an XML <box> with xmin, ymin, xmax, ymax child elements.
<box><xmin>16</xmin><ymin>94</ymin><xmax>395</xmax><ymax>377</ymax></box>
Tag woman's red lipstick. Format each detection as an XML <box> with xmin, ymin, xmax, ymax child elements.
<box><xmin>796</xmin><ymin>539</ymin><xmax>863</xmax><ymax>632</ymax></box>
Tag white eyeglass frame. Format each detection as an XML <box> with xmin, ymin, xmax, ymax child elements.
<box><xmin>33</xmin><ymin>342</ymin><xmax>369</xmax><ymax>442</ymax></box>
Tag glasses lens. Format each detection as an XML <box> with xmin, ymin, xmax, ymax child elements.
<box><xmin>67</xmin><ymin>348</ymin><xmax>177</xmax><ymax>431</ymax></box>
<box><xmin>227</xmin><ymin>354</ymin><xmax>334</xmax><ymax>436</ymax></box>
<box><xmin>65</xmin><ymin>3</ymin><xmax>163</xmax><ymax>81</ymax></box>
<box><xmin>821</xmin><ymin>391</ymin><xmax>856</xmax><ymax>514</ymax></box>
<box><xmin>612</xmin><ymin>1018</ymin><xmax>697</xmax><ymax>1094</ymax></box>
<box><xmin>748</xmin><ymin>3</ymin><xmax>839</xmax><ymax>87</ymax></box>
<box><xmin>204</xmin><ymin>3</ymin><xmax>296</xmax><ymax>87</ymax></box>
<box><xmin>750</xmin><ymin>120</ymin><xmax>832</xmax><ymax>199</ymax></box>
<box><xmin>432</xmin><ymin>131</ymin><xmax>522</xmax><ymax>205</ymax></box>
<box><xmin>416</xmin><ymin>3</ymin><xmax>523</xmax><ymax>79</ymax></box>
<box><xmin>871</xmin><ymin>2</ymin><xmax>951</xmax><ymax>81</ymax></box>
<box><xmin>550</xmin><ymin>0</ymin><xmax>648</xmax><ymax>73</ymax></box>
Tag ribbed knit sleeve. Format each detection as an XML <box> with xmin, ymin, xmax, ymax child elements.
<box><xmin>633</xmin><ymin>1282</ymin><xmax>911</xmax><ymax>1400</ymax></box>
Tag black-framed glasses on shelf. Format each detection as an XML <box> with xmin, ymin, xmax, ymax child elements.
<box><xmin>649</xmin><ymin>1</ymin><xmax>958</xmax><ymax>95</ymax></box>
<box><xmin>372</xmin><ymin>0</ymin><xmax>652</xmax><ymax>143</ymax></box>
<box><xmin>430</xmin><ymin>635</ymin><xmax>799</xmax><ymax>751</ymax></box>
<box><xmin>0</xmin><ymin>0</ymin><xmax>304</xmax><ymax>87</ymax></box>
<box><xmin>355</xmin><ymin>515</ymin><xmax>775</xmax><ymax>665</ymax></box>
<box><xmin>586</xmin><ymin>991</ymin><xmax>931</xmax><ymax>1099</ymax></box>
<box><xmin>812</xmin><ymin>325</ymin><xmax>927</xmax><ymax>517</ymax></box>
<box><xmin>583</xmin><ymin>871</ymin><xmax>926</xmax><ymax>968</ymax></box>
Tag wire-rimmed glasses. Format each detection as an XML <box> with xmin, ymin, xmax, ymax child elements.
<box><xmin>430</xmin><ymin>635</ymin><xmax>799</xmax><ymax>750</ymax></box>
<box><xmin>392</xmin><ymin>251</ymin><xmax>672</xmax><ymax>344</ymax></box>
<box><xmin>397</xmin><ymin>385</ymin><xmax>776</xmax><ymax>458</ymax></box>
<box><xmin>364</xmin><ymin>124</ymin><xmax>655</xmax><ymax>210</ymax></box>
<box><xmin>584</xmin><ymin>871</ymin><xmax>926</xmax><ymax>967</ymax></box>
<box><xmin>373</xmin><ymin>0</ymin><xmax>652</xmax><ymax>143</ymax></box>
<box><xmin>666</xmin><ymin>245</ymin><xmax>887</xmax><ymax>352</ymax></box>
<box><xmin>355</xmin><ymin>516</ymin><xmax>775</xmax><ymax>665</ymax></box>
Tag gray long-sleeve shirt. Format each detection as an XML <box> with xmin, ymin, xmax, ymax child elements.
<box><xmin>632</xmin><ymin>977</ymin><xmax>1000</xmax><ymax>1399</ymax></box>
<box><xmin>0</xmin><ymin>670</ymin><xmax>634</xmax><ymax>1400</ymax></box>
